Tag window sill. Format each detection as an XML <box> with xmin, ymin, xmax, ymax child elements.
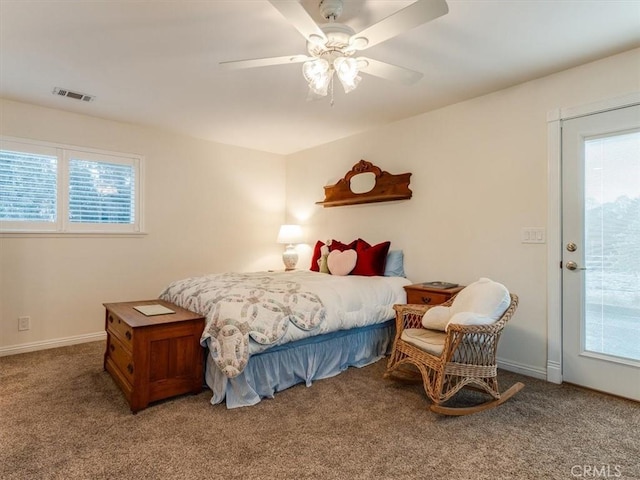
<box><xmin>0</xmin><ymin>231</ymin><xmax>148</xmax><ymax>238</ymax></box>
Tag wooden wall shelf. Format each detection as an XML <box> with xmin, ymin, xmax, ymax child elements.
<box><xmin>316</xmin><ymin>160</ymin><xmax>412</xmax><ymax>207</ymax></box>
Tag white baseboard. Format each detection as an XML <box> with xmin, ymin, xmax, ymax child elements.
<box><xmin>546</xmin><ymin>360</ymin><xmax>562</xmax><ymax>384</ymax></box>
<box><xmin>0</xmin><ymin>336</ymin><xmax>555</xmax><ymax>384</ymax></box>
<box><xmin>498</xmin><ymin>357</ymin><xmax>547</xmax><ymax>380</ymax></box>
<box><xmin>0</xmin><ymin>331</ymin><xmax>106</xmax><ymax>357</ymax></box>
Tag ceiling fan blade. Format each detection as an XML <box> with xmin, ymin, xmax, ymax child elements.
<box><xmin>269</xmin><ymin>0</ymin><xmax>327</xmax><ymax>44</ymax></box>
<box><xmin>358</xmin><ymin>57</ymin><xmax>423</xmax><ymax>85</ymax></box>
<box><xmin>350</xmin><ymin>0</ymin><xmax>448</xmax><ymax>50</ymax></box>
<box><xmin>220</xmin><ymin>55</ymin><xmax>312</xmax><ymax>70</ymax></box>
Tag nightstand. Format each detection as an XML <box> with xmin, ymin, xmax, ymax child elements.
<box><xmin>103</xmin><ymin>299</ymin><xmax>205</xmax><ymax>413</ymax></box>
<box><xmin>403</xmin><ymin>283</ymin><xmax>464</xmax><ymax>306</ymax></box>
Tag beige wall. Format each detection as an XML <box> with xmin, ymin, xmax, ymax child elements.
<box><xmin>0</xmin><ymin>99</ymin><xmax>286</xmax><ymax>352</ymax></box>
<box><xmin>285</xmin><ymin>48</ymin><xmax>640</xmax><ymax>377</ymax></box>
<box><xmin>2</xmin><ymin>48</ymin><xmax>638</xmax><ymax>371</ymax></box>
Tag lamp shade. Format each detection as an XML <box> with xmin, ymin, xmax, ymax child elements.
<box><xmin>277</xmin><ymin>224</ymin><xmax>304</xmax><ymax>245</ymax></box>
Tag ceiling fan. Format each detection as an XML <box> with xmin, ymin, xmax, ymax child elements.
<box><xmin>220</xmin><ymin>0</ymin><xmax>449</xmax><ymax>103</ymax></box>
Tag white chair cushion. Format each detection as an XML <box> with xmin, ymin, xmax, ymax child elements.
<box><xmin>421</xmin><ymin>278</ymin><xmax>511</xmax><ymax>332</ymax></box>
<box><xmin>447</xmin><ymin>311</ymin><xmax>495</xmax><ymax>327</ymax></box>
<box><xmin>421</xmin><ymin>305</ymin><xmax>451</xmax><ymax>331</ymax></box>
<box><xmin>401</xmin><ymin>328</ymin><xmax>447</xmax><ymax>356</ymax></box>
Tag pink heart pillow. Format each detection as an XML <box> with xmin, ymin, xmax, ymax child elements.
<box><xmin>327</xmin><ymin>249</ymin><xmax>357</xmax><ymax>276</ymax></box>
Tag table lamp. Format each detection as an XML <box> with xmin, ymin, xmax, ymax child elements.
<box><xmin>277</xmin><ymin>224</ymin><xmax>304</xmax><ymax>271</ymax></box>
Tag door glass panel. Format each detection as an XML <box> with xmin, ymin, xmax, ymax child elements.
<box><xmin>584</xmin><ymin>130</ymin><xmax>640</xmax><ymax>361</ymax></box>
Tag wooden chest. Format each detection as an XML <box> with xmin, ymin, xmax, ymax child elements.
<box><xmin>103</xmin><ymin>299</ymin><xmax>205</xmax><ymax>413</ymax></box>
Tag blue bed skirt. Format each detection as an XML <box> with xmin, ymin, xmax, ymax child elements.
<box><xmin>205</xmin><ymin>320</ymin><xmax>395</xmax><ymax>408</ymax></box>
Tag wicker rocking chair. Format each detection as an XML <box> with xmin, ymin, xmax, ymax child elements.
<box><xmin>384</xmin><ymin>280</ymin><xmax>523</xmax><ymax>416</ymax></box>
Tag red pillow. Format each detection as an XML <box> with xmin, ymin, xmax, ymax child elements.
<box><xmin>351</xmin><ymin>240</ymin><xmax>391</xmax><ymax>276</ymax></box>
<box><xmin>329</xmin><ymin>239</ymin><xmax>358</xmax><ymax>252</ymax></box>
<box><xmin>310</xmin><ymin>240</ymin><xmax>325</xmax><ymax>272</ymax></box>
<box><xmin>310</xmin><ymin>239</ymin><xmax>358</xmax><ymax>271</ymax></box>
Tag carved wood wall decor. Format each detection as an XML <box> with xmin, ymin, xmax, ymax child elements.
<box><xmin>316</xmin><ymin>160</ymin><xmax>412</xmax><ymax>207</ymax></box>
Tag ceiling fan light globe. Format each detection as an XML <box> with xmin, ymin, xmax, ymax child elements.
<box><xmin>338</xmin><ymin>73</ymin><xmax>361</xmax><ymax>94</ymax></box>
<box><xmin>303</xmin><ymin>59</ymin><xmax>331</xmax><ymax>96</ymax></box>
<box><xmin>308</xmin><ymin>78</ymin><xmax>330</xmax><ymax>96</ymax></box>
<box><xmin>334</xmin><ymin>57</ymin><xmax>361</xmax><ymax>94</ymax></box>
<box><xmin>334</xmin><ymin>57</ymin><xmax>358</xmax><ymax>80</ymax></box>
<box><xmin>303</xmin><ymin>59</ymin><xmax>329</xmax><ymax>82</ymax></box>
<box><xmin>306</xmin><ymin>86</ymin><xmax>328</xmax><ymax>101</ymax></box>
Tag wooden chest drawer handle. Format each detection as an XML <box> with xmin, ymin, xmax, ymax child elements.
<box><xmin>421</xmin><ymin>296</ymin><xmax>432</xmax><ymax>304</ymax></box>
<box><xmin>127</xmin><ymin>364</ymin><xmax>134</xmax><ymax>374</ymax></box>
<box><xmin>110</xmin><ymin>344</ymin><xmax>115</xmax><ymax>352</ymax></box>
<box><xmin>125</xmin><ymin>331</ymin><xmax>132</xmax><ymax>340</ymax></box>
<box><xmin>108</xmin><ymin>315</ymin><xmax>114</xmax><ymax>323</ymax></box>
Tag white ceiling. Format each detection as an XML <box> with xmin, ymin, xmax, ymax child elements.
<box><xmin>1</xmin><ymin>1</ymin><xmax>639</xmax><ymax>155</ymax></box>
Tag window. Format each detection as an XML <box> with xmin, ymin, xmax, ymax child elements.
<box><xmin>0</xmin><ymin>145</ymin><xmax>58</xmax><ymax>225</ymax></box>
<box><xmin>0</xmin><ymin>137</ymin><xmax>143</xmax><ymax>234</ymax></box>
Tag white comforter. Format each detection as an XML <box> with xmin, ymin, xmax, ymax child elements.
<box><xmin>159</xmin><ymin>270</ymin><xmax>410</xmax><ymax>378</ymax></box>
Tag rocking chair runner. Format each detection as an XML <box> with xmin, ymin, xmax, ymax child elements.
<box><xmin>384</xmin><ymin>286</ymin><xmax>523</xmax><ymax>415</ymax></box>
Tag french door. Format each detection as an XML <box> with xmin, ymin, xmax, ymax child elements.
<box><xmin>561</xmin><ymin>104</ymin><xmax>640</xmax><ymax>401</ymax></box>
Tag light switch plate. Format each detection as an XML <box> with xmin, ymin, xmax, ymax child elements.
<box><xmin>522</xmin><ymin>227</ymin><xmax>546</xmax><ymax>244</ymax></box>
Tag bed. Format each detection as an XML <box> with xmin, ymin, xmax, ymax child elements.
<box><xmin>159</xmin><ymin>268</ymin><xmax>410</xmax><ymax>408</ymax></box>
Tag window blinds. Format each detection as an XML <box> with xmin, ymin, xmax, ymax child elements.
<box><xmin>68</xmin><ymin>158</ymin><xmax>135</xmax><ymax>224</ymax></box>
<box><xmin>0</xmin><ymin>149</ymin><xmax>58</xmax><ymax>222</ymax></box>
<box><xmin>1</xmin><ymin>138</ymin><xmax>142</xmax><ymax>233</ymax></box>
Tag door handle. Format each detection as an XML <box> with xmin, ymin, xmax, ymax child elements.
<box><xmin>565</xmin><ymin>261</ymin><xmax>587</xmax><ymax>271</ymax></box>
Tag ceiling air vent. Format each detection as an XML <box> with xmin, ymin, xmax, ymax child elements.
<box><xmin>52</xmin><ymin>87</ymin><xmax>95</xmax><ymax>102</ymax></box>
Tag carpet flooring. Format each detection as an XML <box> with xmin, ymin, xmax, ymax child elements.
<box><xmin>0</xmin><ymin>341</ymin><xmax>638</xmax><ymax>480</ymax></box>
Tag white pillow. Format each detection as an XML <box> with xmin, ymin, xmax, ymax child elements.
<box><xmin>327</xmin><ymin>249</ymin><xmax>357</xmax><ymax>276</ymax></box>
<box><xmin>445</xmin><ymin>311</ymin><xmax>495</xmax><ymax>329</ymax></box>
<box><xmin>421</xmin><ymin>278</ymin><xmax>510</xmax><ymax>332</ymax></box>
<box><xmin>450</xmin><ymin>278</ymin><xmax>510</xmax><ymax>321</ymax></box>
<box><xmin>421</xmin><ymin>305</ymin><xmax>452</xmax><ymax>331</ymax></box>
